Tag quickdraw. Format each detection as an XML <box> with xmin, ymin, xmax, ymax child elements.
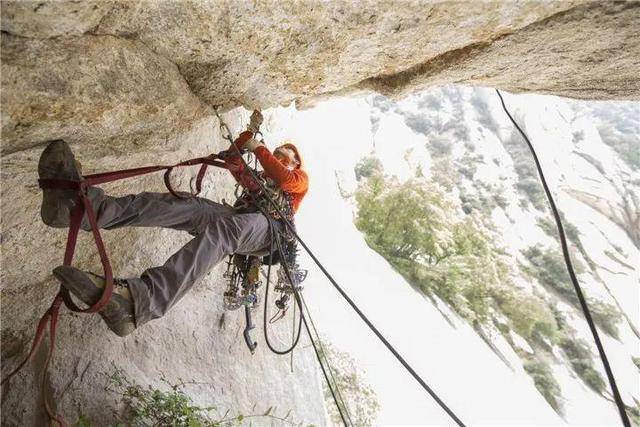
<box><xmin>222</xmin><ymin>254</ymin><xmax>262</xmax><ymax>352</ymax></box>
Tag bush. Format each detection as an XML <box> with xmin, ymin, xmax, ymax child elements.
<box><xmin>319</xmin><ymin>341</ymin><xmax>380</xmax><ymax>426</ymax></box>
<box><xmin>102</xmin><ymin>368</ymin><xmax>297</xmax><ymax>426</ymax></box>
<box><xmin>536</xmin><ymin>217</ymin><xmax>581</xmax><ymax>243</ymax></box>
<box><xmin>470</xmin><ymin>93</ymin><xmax>498</xmax><ymax>134</ymax></box>
<box><xmin>354</xmin><ymin>155</ymin><xmax>384</xmax><ymax>181</ymax></box>
<box><xmin>500</xmin><ymin>129</ymin><xmax>549</xmax><ymax>211</ymax></box>
<box><xmin>588</xmin><ymin>302</ymin><xmax>622</xmax><ymax>339</ymax></box>
<box><xmin>522</xmin><ymin>245</ymin><xmax>621</xmax><ymax>338</ymax></box>
<box><xmin>523</xmin><ymin>359</ymin><xmax>563</xmax><ymax>413</ymax></box>
<box><xmin>496</xmin><ymin>290</ymin><xmax>558</xmax><ymax>344</ymax></box>
<box><xmin>521</xmin><ymin>246</ymin><xmax>584</xmax><ymax>303</ymax></box>
<box><xmin>559</xmin><ymin>337</ymin><xmax>606</xmax><ymax>393</ymax></box>
<box><xmin>428</xmin><ymin>135</ymin><xmax>453</xmax><ymax>158</ymax></box>
<box><xmin>629</xmin><ymin>403</ymin><xmax>640</xmax><ymax>426</ymax></box>
<box><xmin>516</xmin><ymin>178</ymin><xmax>546</xmax><ymax>210</ymax></box>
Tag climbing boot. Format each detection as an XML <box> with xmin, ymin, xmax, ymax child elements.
<box><xmin>53</xmin><ymin>266</ymin><xmax>136</xmax><ymax>337</ymax></box>
<box><xmin>38</xmin><ymin>139</ymin><xmax>83</xmax><ymax>228</ymax></box>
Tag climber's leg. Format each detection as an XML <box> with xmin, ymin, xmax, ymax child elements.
<box><xmin>80</xmin><ymin>188</ymin><xmax>235</xmax><ymax>234</ymax></box>
<box><xmin>38</xmin><ymin>139</ymin><xmax>83</xmax><ymax>227</ymax></box>
<box><xmin>38</xmin><ymin>139</ymin><xmax>234</xmax><ymax>234</ymax></box>
<box><xmin>52</xmin><ymin>213</ymin><xmax>274</xmax><ymax>335</ymax></box>
<box><xmin>127</xmin><ymin>212</ymin><xmax>274</xmax><ymax>326</ymax></box>
<box><xmin>53</xmin><ymin>266</ymin><xmax>136</xmax><ymax>337</ymax></box>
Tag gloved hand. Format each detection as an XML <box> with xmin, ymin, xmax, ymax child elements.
<box><xmin>247</xmin><ymin>110</ymin><xmax>264</xmax><ymax>133</ymax></box>
<box><xmin>243</xmin><ymin>137</ymin><xmax>265</xmax><ymax>152</ymax></box>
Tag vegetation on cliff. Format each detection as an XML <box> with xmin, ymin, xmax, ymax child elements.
<box><xmin>352</xmin><ymin>150</ymin><xmax>612</xmax><ymax>414</ymax></box>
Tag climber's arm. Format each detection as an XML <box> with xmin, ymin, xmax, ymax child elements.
<box><xmin>253</xmin><ymin>146</ymin><xmax>308</xmax><ymax>193</ymax></box>
<box><xmin>226</xmin><ymin>131</ymin><xmax>259</xmax><ymax>190</ymax></box>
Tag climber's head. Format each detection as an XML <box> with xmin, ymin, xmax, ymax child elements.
<box><xmin>274</xmin><ymin>143</ymin><xmax>302</xmax><ymax>170</ymax></box>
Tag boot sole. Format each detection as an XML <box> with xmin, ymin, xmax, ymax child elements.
<box><xmin>38</xmin><ymin>140</ymin><xmax>82</xmax><ymax>228</ymax></box>
<box><xmin>53</xmin><ymin>267</ymin><xmax>135</xmax><ymax>337</ymax></box>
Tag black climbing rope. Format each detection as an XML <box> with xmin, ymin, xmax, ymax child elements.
<box><xmin>262</xmin><ymin>218</ymin><xmax>303</xmax><ymax>355</ymax></box>
<box><xmin>496</xmin><ymin>89</ymin><xmax>631</xmax><ymax>427</ymax></box>
<box><xmin>272</xmin><ymin>228</ymin><xmax>355</xmax><ymax>427</ymax></box>
<box><xmin>261</xmin><ymin>212</ymin><xmax>355</xmax><ymax>425</ymax></box>
<box><xmin>220</xmin><ymin>114</ymin><xmax>465</xmax><ymax>427</ymax></box>
<box><xmin>298</xmin><ymin>291</ymin><xmax>355</xmax><ymax>427</ymax></box>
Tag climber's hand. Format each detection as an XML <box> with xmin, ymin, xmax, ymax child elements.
<box><xmin>247</xmin><ymin>110</ymin><xmax>264</xmax><ymax>133</ymax></box>
<box><xmin>217</xmin><ymin>149</ymin><xmax>235</xmax><ymax>159</ymax></box>
<box><xmin>243</xmin><ymin>137</ymin><xmax>265</xmax><ymax>152</ymax></box>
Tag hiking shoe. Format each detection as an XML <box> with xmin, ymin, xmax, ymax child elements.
<box><xmin>38</xmin><ymin>140</ymin><xmax>83</xmax><ymax>227</ymax></box>
<box><xmin>53</xmin><ymin>266</ymin><xmax>136</xmax><ymax>337</ymax></box>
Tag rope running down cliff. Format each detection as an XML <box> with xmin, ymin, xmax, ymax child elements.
<box><xmin>495</xmin><ymin>89</ymin><xmax>631</xmax><ymax>427</ymax></box>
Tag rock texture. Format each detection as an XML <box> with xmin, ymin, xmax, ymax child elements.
<box><xmin>1</xmin><ymin>113</ymin><xmax>327</xmax><ymax>426</ymax></box>
<box><xmin>1</xmin><ymin>0</ymin><xmax>639</xmax><ymax>425</ymax></box>
<box><xmin>2</xmin><ymin>1</ymin><xmax>640</xmax><ymax>155</ymax></box>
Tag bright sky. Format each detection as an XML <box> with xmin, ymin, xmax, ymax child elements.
<box><xmin>253</xmin><ymin>89</ymin><xmax>639</xmax><ymax>426</ymax></box>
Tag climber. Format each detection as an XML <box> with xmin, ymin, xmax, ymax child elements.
<box><xmin>41</xmin><ymin>113</ymin><xmax>308</xmax><ymax>337</ymax></box>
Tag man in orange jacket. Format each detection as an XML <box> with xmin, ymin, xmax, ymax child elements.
<box><xmin>44</xmin><ymin>121</ymin><xmax>308</xmax><ymax>337</ymax></box>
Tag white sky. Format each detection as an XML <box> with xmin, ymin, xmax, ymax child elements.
<box><xmin>252</xmin><ymin>89</ymin><xmax>639</xmax><ymax>426</ymax></box>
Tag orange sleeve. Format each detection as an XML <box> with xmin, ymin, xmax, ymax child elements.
<box><xmin>225</xmin><ymin>131</ymin><xmax>260</xmax><ymax>191</ymax></box>
<box><xmin>254</xmin><ymin>146</ymin><xmax>308</xmax><ymax>194</ymax></box>
<box><xmin>233</xmin><ymin>131</ymin><xmax>254</xmax><ymax>151</ymax></box>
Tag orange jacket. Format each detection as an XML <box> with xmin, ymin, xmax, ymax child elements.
<box><xmin>226</xmin><ymin>131</ymin><xmax>308</xmax><ymax>213</ymax></box>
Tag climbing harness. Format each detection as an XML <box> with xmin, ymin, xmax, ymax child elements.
<box><xmin>496</xmin><ymin>89</ymin><xmax>631</xmax><ymax>427</ymax></box>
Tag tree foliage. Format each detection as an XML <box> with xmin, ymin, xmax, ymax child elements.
<box><xmin>354</xmin><ymin>167</ymin><xmax>551</xmax><ymax>333</ymax></box>
<box><xmin>319</xmin><ymin>341</ymin><xmax>380</xmax><ymax>426</ymax></box>
<box><xmin>352</xmin><ymin>156</ymin><xmax>620</xmax><ymax>415</ymax></box>
<box><xmin>522</xmin><ymin>245</ymin><xmax>621</xmax><ymax>338</ymax></box>
<box><xmin>558</xmin><ymin>337</ymin><xmax>606</xmax><ymax>393</ymax></box>
<box><xmin>523</xmin><ymin>359</ymin><xmax>562</xmax><ymax>413</ymax></box>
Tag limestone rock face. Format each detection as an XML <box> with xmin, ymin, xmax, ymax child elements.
<box><xmin>1</xmin><ymin>33</ymin><xmax>208</xmax><ymax>155</ymax></box>
<box><xmin>1</xmin><ymin>1</ymin><xmax>639</xmax><ymax>425</ymax></box>
<box><xmin>1</xmin><ymin>113</ymin><xmax>328</xmax><ymax>426</ymax></box>
<box><xmin>2</xmin><ymin>1</ymin><xmax>639</xmax><ymax>156</ymax></box>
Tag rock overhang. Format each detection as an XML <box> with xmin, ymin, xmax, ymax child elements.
<box><xmin>1</xmin><ymin>0</ymin><xmax>639</xmax><ymax>155</ymax></box>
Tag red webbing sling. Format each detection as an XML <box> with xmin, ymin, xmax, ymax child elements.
<box><xmin>1</xmin><ymin>154</ymin><xmax>236</xmax><ymax>426</ymax></box>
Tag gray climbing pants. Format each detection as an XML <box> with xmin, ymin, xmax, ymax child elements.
<box><xmin>81</xmin><ymin>188</ymin><xmax>275</xmax><ymax>326</ymax></box>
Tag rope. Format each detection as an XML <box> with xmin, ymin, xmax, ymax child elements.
<box><xmin>298</xmin><ymin>292</ymin><xmax>355</xmax><ymax>427</ymax></box>
<box><xmin>1</xmin><ymin>154</ymin><xmax>234</xmax><ymax>426</ymax></box>
<box><xmin>272</xmin><ymin>228</ymin><xmax>353</xmax><ymax>427</ymax></box>
<box><xmin>262</xmin><ymin>218</ymin><xmax>303</xmax><ymax>355</ymax></box>
<box><xmin>495</xmin><ymin>89</ymin><xmax>631</xmax><ymax>427</ymax></box>
<box><xmin>218</xmin><ymin>110</ymin><xmax>464</xmax><ymax>426</ymax></box>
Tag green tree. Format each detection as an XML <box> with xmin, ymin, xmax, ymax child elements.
<box><xmin>354</xmin><ymin>155</ymin><xmax>384</xmax><ymax>182</ymax></box>
<box><xmin>523</xmin><ymin>359</ymin><xmax>562</xmax><ymax>413</ymax></box>
<box><xmin>319</xmin><ymin>341</ymin><xmax>380</xmax><ymax>426</ymax></box>
<box><xmin>522</xmin><ymin>245</ymin><xmax>621</xmax><ymax>338</ymax></box>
